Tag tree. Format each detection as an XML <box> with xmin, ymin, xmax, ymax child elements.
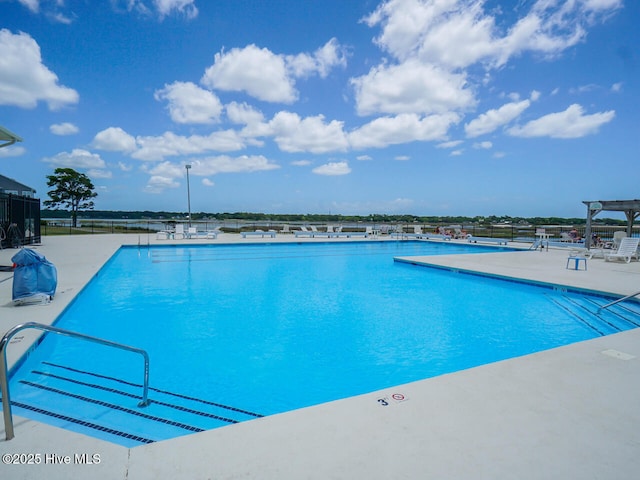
<box><xmin>44</xmin><ymin>168</ymin><xmax>97</xmax><ymax>227</ymax></box>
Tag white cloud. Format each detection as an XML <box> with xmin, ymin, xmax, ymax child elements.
<box><xmin>188</xmin><ymin>155</ymin><xmax>280</xmax><ymax>176</ymax></box>
<box><xmin>291</xmin><ymin>160</ymin><xmax>312</xmax><ymax>166</ymax></box>
<box><xmin>356</xmin><ymin>155</ymin><xmax>372</xmax><ymax>161</ymax></box>
<box><xmin>312</xmin><ymin>161</ymin><xmax>351</xmax><ymax>176</ymax></box>
<box><xmin>473</xmin><ymin>141</ymin><xmax>492</xmax><ymax>149</ymax></box>
<box><xmin>153</xmin><ymin>0</ymin><xmax>198</xmax><ymax>19</ymax></box>
<box><xmin>87</xmin><ymin>168</ymin><xmax>113</xmax><ymax>179</ymax></box>
<box><xmin>18</xmin><ymin>0</ymin><xmax>39</xmax><ymax>13</ymax></box>
<box><xmin>0</xmin><ymin>145</ymin><xmax>26</xmax><ymax>158</ymax></box>
<box><xmin>225</xmin><ymin>102</ymin><xmax>272</xmax><ymax>139</ymax></box>
<box><xmin>201</xmin><ymin>44</ymin><xmax>296</xmax><ymax>103</ymax></box>
<box><xmin>43</xmin><ymin>148</ymin><xmax>109</xmax><ymax>173</ymax></box>
<box><xmin>0</xmin><ymin>29</ymin><xmax>79</xmax><ymax>110</ymax></box>
<box><xmin>21</xmin><ymin>0</ymin><xmax>179</xmax><ymax>22</ymax></box>
<box><xmin>286</xmin><ymin>38</ymin><xmax>348</xmax><ymax>78</ymax></box>
<box><xmin>507</xmin><ymin>104</ymin><xmax>615</xmax><ymax>139</ymax></box>
<box><xmin>141</xmin><ymin>155</ymin><xmax>278</xmax><ymax>193</ymax></box>
<box><xmin>154</xmin><ymin>81</ymin><xmax>223</xmax><ymax>124</ymax></box>
<box><xmin>570</xmin><ymin>83</ymin><xmax>598</xmax><ymax>94</ymax></box>
<box><xmin>201</xmin><ymin>40</ymin><xmax>347</xmax><ymax>104</ymax></box>
<box><xmin>224</xmin><ymin>108</ymin><xmax>350</xmax><ymax>154</ymax></box>
<box><xmin>112</xmin><ymin>0</ymin><xmax>198</xmax><ymax>19</ymax></box>
<box><xmin>413</xmin><ymin>2</ymin><xmax>499</xmax><ymax>68</ymax></box>
<box><xmin>351</xmin><ymin>60</ymin><xmax>474</xmax><ymax>116</ymax></box>
<box><xmin>268</xmin><ymin>112</ymin><xmax>348</xmax><ymax>153</ymax></box>
<box><xmin>395</xmin><ymin>155</ymin><xmax>410</xmax><ymax>161</ymax></box>
<box><xmin>50</xmin><ymin>122</ymin><xmax>79</xmax><ymax>136</ymax></box>
<box><xmin>436</xmin><ymin>140</ymin><xmax>463</xmax><ymax>149</ymax></box>
<box><xmin>226</xmin><ymin>101</ymin><xmax>265</xmax><ymax>125</ymax></box>
<box><xmin>349</xmin><ymin>113</ymin><xmax>459</xmax><ymax>149</ymax></box>
<box><xmin>144</xmin><ymin>160</ymin><xmax>184</xmax><ymax>178</ymax></box>
<box><xmin>95</xmin><ymin>115</ymin><xmax>347</xmax><ymax>161</ymax></box>
<box><xmin>92</xmin><ymin>127</ymin><xmax>137</xmax><ymax>153</ymax></box>
<box><xmin>355</xmin><ymin>0</ymin><xmax>623</xmax><ymax>136</ymax></box>
<box><xmin>362</xmin><ymin>0</ymin><xmax>453</xmax><ymax>62</ymax></box>
<box><xmin>145</xmin><ymin>175</ymin><xmax>180</xmax><ymax>193</ymax></box>
<box><xmin>50</xmin><ymin>12</ymin><xmax>73</xmax><ymax>24</ymax></box>
<box><xmin>465</xmin><ymin>99</ymin><xmax>532</xmax><ymax>138</ymax></box>
<box><xmin>133</xmin><ymin>130</ymin><xmax>245</xmax><ymax>161</ymax></box>
<box><xmin>364</xmin><ymin>0</ymin><xmax>621</xmax><ymax>68</ymax></box>
<box><xmin>611</xmin><ymin>82</ymin><xmax>623</xmax><ymax>92</ymax></box>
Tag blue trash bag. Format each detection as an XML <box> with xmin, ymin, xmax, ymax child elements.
<box><xmin>11</xmin><ymin>248</ymin><xmax>58</xmax><ymax>304</ymax></box>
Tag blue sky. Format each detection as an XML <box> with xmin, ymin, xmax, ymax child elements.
<box><xmin>0</xmin><ymin>0</ymin><xmax>637</xmax><ymax>218</ymax></box>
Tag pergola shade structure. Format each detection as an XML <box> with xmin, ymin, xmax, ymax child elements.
<box><xmin>0</xmin><ymin>126</ymin><xmax>22</xmax><ymax>148</ymax></box>
<box><xmin>583</xmin><ymin>199</ymin><xmax>640</xmax><ymax>248</ymax></box>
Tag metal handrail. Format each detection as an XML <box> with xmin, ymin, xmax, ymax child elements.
<box><xmin>598</xmin><ymin>290</ymin><xmax>640</xmax><ymax>312</ymax></box>
<box><xmin>1</xmin><ymin>322</ymin><xmax>150</xmax><ymax>441</ymax></box>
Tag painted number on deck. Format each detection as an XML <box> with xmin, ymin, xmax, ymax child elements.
<box><xmin>377</xmin><ymin>393</ymin><xmax>408</xmax><ymax>406</ymax></box>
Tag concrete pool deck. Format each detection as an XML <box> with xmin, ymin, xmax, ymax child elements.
<box><xmin>1</xmin><ymin>234</ymin><xmax>639</xmax><ymax>479</ymax></box>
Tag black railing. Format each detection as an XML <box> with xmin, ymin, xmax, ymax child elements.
<box><xmin>0</xmin><ymin>193</ymin><xmax>40</xmax><ymax>248</ymax></box>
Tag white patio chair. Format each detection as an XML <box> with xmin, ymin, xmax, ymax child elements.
<box><xmin>604</xmin><ymin>237</ymin><xmax>639</xmax><ymax>264</ymax></box>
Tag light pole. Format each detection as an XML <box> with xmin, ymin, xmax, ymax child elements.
<box><xmin>185</xmin><ymin>164</ymin><xmax>192</xmax><ymax>228</ymax></box>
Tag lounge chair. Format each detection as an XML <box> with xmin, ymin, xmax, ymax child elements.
<box><xmin>467</xmin><ymin>235</ymin><xmax>507</xmax><ymax>245</ymax></box>
<box><xmin>560</xmin><ymin>232</ymin><xmax>573</xmax><ymax>242</ymax></box>
<box><xmin>185</xmin><ymin>227</ymin><xmax>218</xmax><ymax>239</ymax></box>
<box><xmin>391</xmin><ymin>226</ymin><xmax>422</xmax><ymax>239</ymax></box>
<box><xmin>156</xmin><ymin>229</ymin><xmax>172</xmax><ymax>240</ymax></box>
<box><xmin>294</xmin><ymin>226</ymin><xmax>314</xmax><ymax>237</ymax></box>
<box><xmin>604</xmin><ymin>237</ymin><xmax>639</xmax><ymax>263</ymax></box>
<box><xmin>309</xmin><ymin>226</ymin><xmax>335</xmax><ymax>237</ymax></box>
<box><xmin>416</xmin><ymin>227</ymin><xmax>453</xmax><ymax>241</ymax></box>
<box><xmin>335</xmin><ymin>229</ymin><xmax>368</xmax><ymax>238</ymax></box>
<box><xmin>295</xmin><ymin>225</ymin><xmax>328</xmax><ymax>237</ymax></box>
<box><xmin>612</xmin><ymin>231</ymin><xmax>627</xmax><ymax>249</ymax></box>
<box><xmin>453</xmin><ymin>228</ymin><xmax>467</xmax><ymax>239</ymax></box>
<box><xmin>420</xmin><ymin>233</ymin><xmax>452</xmax><ymax>241</ymax></box>
<box><xmin>569</xmin><ymin>246</ymin><xmax>604</xmax><ymax>259</ymax></box>
<box><xmin>205</xmin><ymin>228</ymin><xmax>220</xmax><ymax>239</ymax></box>
<box><xmin>241</xmin><ymin>229</ymin><xmax>276</xmax><ymax>238</ymax></box>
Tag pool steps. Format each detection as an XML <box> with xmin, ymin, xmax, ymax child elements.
<box><xmin>7</xmin><ymin>361</ymin><xmax>263</xmax><ymax>447</ymax></box>
<box><xmin>546</xmin><ymin>294</ymin><xmax>640</xmax><ymax>336</ymax></box>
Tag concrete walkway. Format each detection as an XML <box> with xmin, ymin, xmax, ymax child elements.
<box><xmin>1</xmin><ymin>234</ymin><xmax>639</xmax><ymax>479</ymax></box>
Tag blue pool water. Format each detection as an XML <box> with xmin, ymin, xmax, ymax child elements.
<box><xmin>7</xmin><ymin>241</ymin><xmax>640</xmax><ymax>446</ymax></box>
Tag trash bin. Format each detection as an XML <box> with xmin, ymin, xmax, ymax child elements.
<box><xmin>11</xmin><ymin>248</ymin><xmax>57</xmax><ymax>305</ymax></box>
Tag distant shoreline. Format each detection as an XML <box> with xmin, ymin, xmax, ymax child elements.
<box><xmin>40</xmin><ymin>209</ymin><xmax>627</xmax><ymax>226</ymax></box>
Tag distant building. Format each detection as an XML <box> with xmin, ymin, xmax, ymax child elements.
<box><xmin>0</xmin><ymin>174</ymin><xmax>40</xmax><ymax>247</ymax></box>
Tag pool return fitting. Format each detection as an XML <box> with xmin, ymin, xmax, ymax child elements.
<box><xmin>0</xmin><ymin>322</ymin><xmax>150</xmax><ymax>441</ymax></box>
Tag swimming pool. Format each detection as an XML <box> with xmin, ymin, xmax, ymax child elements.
<box><xmin>6</xmin><ymin>241</ymin><xmax>640</xmax><ymax>446</ymax></box>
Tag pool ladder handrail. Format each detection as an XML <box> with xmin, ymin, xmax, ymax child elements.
<box><xmin>1</xmin><ymin>322</ymin><xmax>150</xmax><ymax>441</ymax></box>
<box><xmin>598</xmin><ymin>289</ymin><xmax>640</xmax><ymax>312</ymax></box>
